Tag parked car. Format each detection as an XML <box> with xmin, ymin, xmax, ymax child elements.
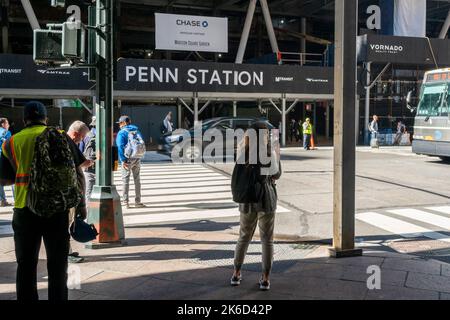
<box><xmin>158</xmin><ymin>117</ymin><xmax>276</xmax><ymax>161</ymax></box>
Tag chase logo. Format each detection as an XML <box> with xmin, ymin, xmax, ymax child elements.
<box><xmin>202</xmin><ymin>21</ymin><xmax>208</xmax><ymax>28</ymax></box>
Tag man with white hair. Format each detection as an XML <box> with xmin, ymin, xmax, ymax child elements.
<box><xmin>66</xmin><ymin>120</ymin><xmax>93</xmax><ymax>263</ymax></box>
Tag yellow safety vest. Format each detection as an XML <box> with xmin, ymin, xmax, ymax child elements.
<box><xmin>2</xmin><ymin>125</ymin><xmax>46</xmax><ymax>208</ymax></box>
<box><xmin>303</xmin><ymin>123</ymin><xmax>312</xmax><ymax>135</ymax></box>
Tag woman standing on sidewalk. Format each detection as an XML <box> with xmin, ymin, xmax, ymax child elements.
<box><xmin>230</xmin><ymin>121</ymin><xmax>282</xmax><ymax>291</ymax></box>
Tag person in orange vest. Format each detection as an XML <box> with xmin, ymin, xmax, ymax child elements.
<box><xmin>1</xmin><ymin>101</ymin><xmax>84</xmax><ymax>301</ymax></box>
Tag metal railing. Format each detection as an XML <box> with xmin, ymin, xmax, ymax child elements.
<box><xmin>280</xmin><ymin>52</ymin><xmax>326</xmax><ymax>66</ymax></box>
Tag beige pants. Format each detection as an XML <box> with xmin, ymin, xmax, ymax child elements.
<box><xmin>234</xmin><ymin>211</ymin><xmax>275</xmax><ymax>275</ymax></box>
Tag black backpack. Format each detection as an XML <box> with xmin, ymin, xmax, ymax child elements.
<box><xmin>231</xmin><ymin>164</ymin><xmax>261</xmax><ymax>203</ymax></box>
<box><xmin>27</xmin><ymin>127</ymin><xmax>82</xmax><ymax>218</ymax></box>
<box><xmin>82</xmin><ymin>131</ymin><xmax>96</xmax><ymax>161</ymax></box>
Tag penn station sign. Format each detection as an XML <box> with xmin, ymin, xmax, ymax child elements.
<box><xmin>118</xmin><ymin>59</ymin><xmax>333</xmax><ymax>94</ymax></box>
<box><xmin>0</xmin><ymin>54</ymin><xmax>333</xmax><ymax>95</ymax></box>
<box><xmin>155</xmin><ymin>13</ymin><xmax>228</xmax><ymax>53</ymax></box>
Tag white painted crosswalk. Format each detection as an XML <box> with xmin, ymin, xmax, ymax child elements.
<box><xmin>357</xmin><ymin>206</ymin><xmax>450</xmax><ymax>243</ymax></box>
<box><xmin>0</xmin><ymin>163</ymin><xmax>290</xmax><ymax>235</ymax></box>
<box><xmin>115</xmin><ymin>163</ymin><xmax>289</xmax><ymax>226</ymax></box>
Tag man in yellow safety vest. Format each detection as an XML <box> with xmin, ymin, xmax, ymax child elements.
<box><xmin>1</xmin><ymin>101</ymin><xmax>82</xmax><ymax>301</ymax></box>
<box><xmin>302</xmin><ymin>118</ymin><xmax>313</xmax><ymax>150</ymax></box>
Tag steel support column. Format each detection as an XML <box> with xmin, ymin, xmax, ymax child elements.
<box><xmin>281</xmin><ymin>97</ymin><xmax>286</xmax><ymax>147</ymax></box>
<box><xmin>329</xmin><ymin>0</ymin><xmax>362</xmax><ymax>258</ymax></box>
<box><xmin>193</xmin><ymin>93</ymin><xmax>199</xmax><ymax>124</ymax></box>
<box><xmin>20</xmin><ymin>0</ymin><xmax>39</xmax><ymax>30</ymax></box>
<box><xmin>259</xmin><ymin>0</ymin><xmax>280</xmax><ymax>56</ymax></box>
<box><xmin>87</xmin><ymin>0</ymin><xmax>126</xmax><ymax>249</ymax></box>
<box><xmin>233</xmin><ymin>101</ymin><xmax>237</xmax><ymax>117</ymax></box>
<box><xmin>439</xmin><ymin>9</ymin><xmax>450</xmax><ymax>39</ymax></box>
<box><xmin>235</xmin><ymin>0</ymin><xmax>257</xmax><ymax>64</ymax></box>
<box><xmin>364</xmin><ymin>62</ymin><xmax>371</xmax><ymax>145</ymax></box>
<box><xmin>177</xmin><ymin>102</ymin><xmax>182</xmax><ymax>129</ymax></box>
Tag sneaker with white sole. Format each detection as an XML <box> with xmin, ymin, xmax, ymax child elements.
<box><xmin>259</xmin><ymin>278</ymin><xmax>270</xmax><ymax>291</ymax></box>
<box><xmin>230</xmin><ymin>275</ymin><xmax>242</xmax><ymax>286</ymax></box>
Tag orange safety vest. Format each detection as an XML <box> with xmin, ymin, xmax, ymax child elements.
<box><xmin>2</xmin><ymin>125</ymin><xmax>46</xmax><ymax>208</ymax></box>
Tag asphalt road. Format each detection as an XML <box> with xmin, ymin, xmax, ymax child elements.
<box><xmin>208</xmin><ymin>146</ymin><xmax>450</xmax><ymax>263</ymax></box>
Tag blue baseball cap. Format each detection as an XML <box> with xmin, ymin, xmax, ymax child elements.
<box><xmin>116</xmin><ymin>115</ymin><xmax>130</xmax><ymax>124</ymax></box>
<box><xmin>24</xmin><ymin>101</ymin><xmax>47</xmax><ymax>121</ymax></box>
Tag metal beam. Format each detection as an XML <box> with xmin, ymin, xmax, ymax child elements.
<box><xmin>235</xmin><ymin>0</ymin><xmax>257</xmax><ymax>63</ymax></box>
<box><xmin>198</xmin><ymin>100</ymin><xmax>211</xmax><ymax>114</ymax></box>
<box><xmin>268</xmin><ymin>98</ymin><xmax>282</xmax><ymax>114</ymax></box>
<box><xmin>178</xmin><ymin>97</ymin><xmax>193</xmax><ymax>114</ymax></box>
<box><xmin>365</xmin><ymin>63</ymin><xmax>391</xmax><ymax>90</ymax></box>
<box><xmin>259</xmin><ymin>0</ymin><xmax>280</xmax><ymax>55</ymax></box>
<box><xmin>330</xmin><ymin>0</ymin><xmax>362</xmax><ymax>258</ymax></box>
<box><xmin>286</xmin><ymin>98</ymin><xmax>299</xmax><ymax>113</ymax></box>
<box><xmin>281</xmin><ymin>96</ymin><xmax>286</xmax><ymax>147</ymax></box>
<box><xmin>20</xmin><ymin>0</ymin><xmax>40</xmax><ymax>30</ymax></box>
<box><xmin>364</xmin><ymin>62</ymin><xmax>371</xmax><ymax>145</ymax></box>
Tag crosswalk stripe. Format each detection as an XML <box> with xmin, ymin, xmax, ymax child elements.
<box><xmin>115</xmin><ymin>180</ymin><xmax>230</xmax><ymax>191</ymax></box>
<box><xmin>124</xmin><ymin>208</ymin><xmax>240</xmax><ymax>225</ymax></box>
<box><xmin>0</xmin><ymin>224</ymin><xmax>13</xmax><ymax>236</ymax></box>
<box><xmin>357</xmin><ymin>212</ymin><xmax>450</xmax><ymax>243</ymax></box>
<box><xmin>113</xmin><ymin>176</ymin><xmax>229</xmax><ymax>185</ymax></box>
<box><xmin>116</xmin><ymin>185</ymin><xmax>231</xmax><ymax>196</ymax></box>
<box><xmin>123</xmin><ymin>206</ymin><xmax>290</xmax><ymax>226</ymax></box>
<box><xmin>130</xmin><ymin>192</ymin><xmax>232</xmax><ymax>204</ymax></box>
<box><xmin>114</xmin><ymin>173</ymin><xmax>223</xmax><ymax>180</ymax></box>
<box><xmin>114</xmin><ymin>170</ymin><xmax>219</xmax><ymax>177</ymax></box>
<box><xmin>425</xmin><ymin>206</ymin><xmax>450</xmax><ymax>215</ymax></box>
<box><xmin>113</xmin><ymin>166</ymin><xmax>206</xmax><ymax>172</ymax></box>
<box><xmin>387</xmin><ymin>208</ymin><xmax>450</xmax><ymax>230</ymax></box>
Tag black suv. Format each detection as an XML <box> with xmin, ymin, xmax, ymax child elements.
<box><xmin>158</xmin><ymin>117</ymin><xmax>276</xmax><ymax>161</ymax></box>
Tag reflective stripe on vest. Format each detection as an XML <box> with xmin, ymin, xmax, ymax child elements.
<box><xmin>4</xmin><ymin>125</ymin><xmax>46</xmax><ymax>208</ymax></box>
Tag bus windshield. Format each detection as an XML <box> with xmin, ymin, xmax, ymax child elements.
<box><xmin>417</xmin><ymin>83</ymin><xmax>449</xmax><ymax>117</ymax></box>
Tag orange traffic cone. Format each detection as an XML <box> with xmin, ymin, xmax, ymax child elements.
<box><xmin>310</xmin><ymin>134</ymin><xmax>315</xmax><ymax>150</ymax></box>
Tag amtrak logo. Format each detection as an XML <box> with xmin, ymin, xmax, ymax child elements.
<box><xmin>202</xmin><ymin>21</ymin><xmax>208</xmax><ymax>28</ymax></box>
<box><xmin>306</xmin><ymin>78</ymin><xmax>328</xmax><ymax>83</ymax></box>
<box><xmin>37</xmin><ymin>69</ymin><xmax>70</xmax><ymax>75</ymax></box>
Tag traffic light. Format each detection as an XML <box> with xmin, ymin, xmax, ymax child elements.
<box><xmin>33</xmin><ymin>29</ymin><xmax>66</xmax><ymax>65</ymax></box>
<box><xmin>62</xmin><ymin>22</ymin><xmax>86</xmax><ymax>61</ymax></box>
<box><xmin>33</xmin><ymin>22</ymin><xmax>86</xmax><ymax>66</ymax></box>
<box><xmin>51</xmin><ymin>0</ymin><xmax>65</xmax><ymax>7</ymax></box>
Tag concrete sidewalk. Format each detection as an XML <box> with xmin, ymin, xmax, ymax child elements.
<box><xmin>0</xmin><ymin>221</ymin><xmax>449</xmax><ymax>300</ymax></box>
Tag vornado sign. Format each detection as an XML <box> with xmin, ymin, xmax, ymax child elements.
<box><xmin>155</xmin><ymin>13</ymin><xmax>228</xmax><ymax>53</ymax></box>
<box><xmin>369</xmin><ymin>44</ymin><xmax>404</xmax><ymax>54</ymax></box>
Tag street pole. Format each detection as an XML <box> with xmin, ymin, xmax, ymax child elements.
<box><xmin>329</xmin><ymin>0</ymin><xmax>362</xmax><ymax>258</ymax></box>
<box><xmin>87</xmin><ymin>0</ymin><xmax>126</xmax><ymax>248</ymax></box>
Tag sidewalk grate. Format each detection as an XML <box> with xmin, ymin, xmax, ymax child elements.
<box><xmin>184</xmin><ymin>242</ymin><xmax>319</xmax><ymax>273</ymax></box>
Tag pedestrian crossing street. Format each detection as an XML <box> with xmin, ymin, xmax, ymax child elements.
<box><xmin>0</xmin><ymin>163</ymin><xmax>290</xmax><ymax>236</ymax></box>
<box><xmin>357</xmin><ymin>207</ymin><xmax>450</xmax><ymax>243</ymax></box>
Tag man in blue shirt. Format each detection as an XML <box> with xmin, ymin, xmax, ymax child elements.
<box><xmin>0</xmin><ymin>117</ymin><xmax>12</xmax><ymax>207</ymax></box>
<box><xmin>116</xmin><ymin>115</ymin><xmax>144</xmax><ymax>209</ymax></box>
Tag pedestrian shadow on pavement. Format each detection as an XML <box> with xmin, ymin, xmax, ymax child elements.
<box><xmin>127</xmin><ymin>220</ymin><xmax>239</xmax><ymax>233</ymax></box>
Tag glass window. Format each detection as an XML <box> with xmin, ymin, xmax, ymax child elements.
<box><xmin>213</xmin><ymin>120</ymin><xmax>232</xmax><ymax>130</ymax></box>
<box><xmin>232</xmin><ymin>119</ymin><xmax>251</xmax><ymax>130</ymax></box>
<box><xmin>417</xmin><ymin>84</ymin><xmax>448</xmax><ymax>117</ymax></box>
